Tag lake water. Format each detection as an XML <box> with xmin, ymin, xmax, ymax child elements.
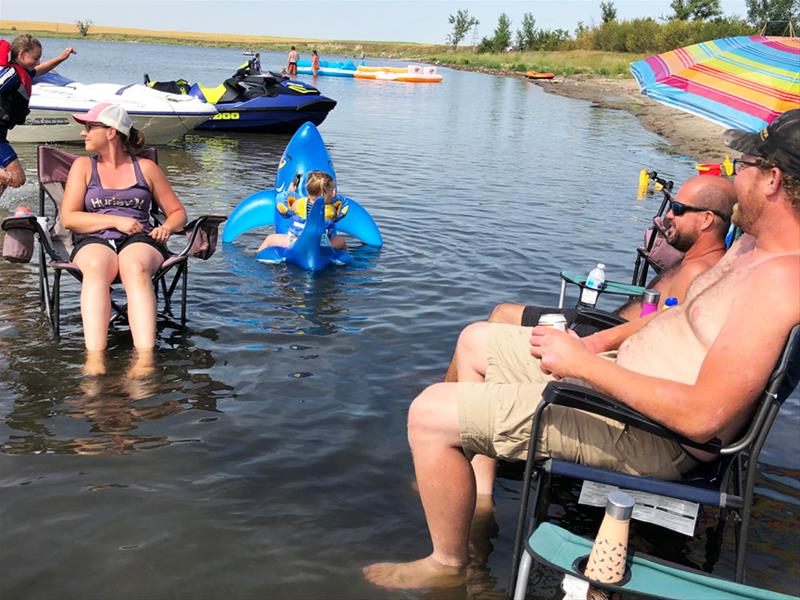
<box><xmin>1</xmin><ymin>39</ymin><xmax>797</xmax><ymax>599</ymax></box>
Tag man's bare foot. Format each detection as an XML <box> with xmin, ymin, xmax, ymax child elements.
<box><xmin>363</xmin><ymin>556</ymin><xmax>465</xmax><ymax>590</ymax></box>
<box><xmin>83</xmin><ymin>350</ymin><xmax>107</xmax><ymax>377</ymax></box>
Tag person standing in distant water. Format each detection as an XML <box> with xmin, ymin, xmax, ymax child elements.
<box><xmin>249</xmin><ymin>52</ymin><xmax>262</xmax><ymax>73</ymax></box>
<box><xmin>311</xmin><ymin>49</ymin><xmax>320</xmax><ymax>76</ymax></box>
<box><xmin>287</xmin><ymin>46</ymin><xmax>299</xmax><ymax>77</ymax></box>
<box><xmin>0</xmin><ymin>34</ymin><xmax>76</xmax><ymax>199</ymax></box>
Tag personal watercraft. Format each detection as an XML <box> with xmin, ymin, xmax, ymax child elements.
<box><xmin>147</xmin><ymin>69</ymin><xmax>337</xmax><ymax>134</ymax></box>
<box><xmin>8</xmin><ymin>72</ymin><xmax>217</xmax><ymax>145</ymax></box>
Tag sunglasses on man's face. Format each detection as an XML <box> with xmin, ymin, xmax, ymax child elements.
<box><xmin>732</xmin><ymin>158</ymin><xmax>768</xmax><ymax>175</ymax></box>
<box><xmin>668</xmin><ymin>199</ymin><xmax>727</xmax><ymax>219</ymax></box>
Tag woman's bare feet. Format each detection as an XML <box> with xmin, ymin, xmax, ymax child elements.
<box><xmin>83</xmin><ymin>350</ymin><xmax>107</xmax><ymax>376</ymax></box>
<box><xmin>363</xmin><ymin>556</ymin><xmax>465</xmax><ymax>590</ymax></box>
<box><xmin>127</xmin><ymin>348</ymin><xmax>155</xmax><ymax>380</ymax></box>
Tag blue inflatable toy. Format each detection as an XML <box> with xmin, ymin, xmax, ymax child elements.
<box><xmin>222</xmin><ymin>122</ymin><xmax>383</xmax><ymax>271</ymax></box>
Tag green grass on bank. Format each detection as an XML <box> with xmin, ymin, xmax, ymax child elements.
<box><xmin>426</xmin><ymin>49</ymin><xmax>644</xmax><ymax>77</ymax></box>
<box><xmin>1</xmin><ymin>26</ymin><xmax>641</xmax><ymax>78</ymax></box>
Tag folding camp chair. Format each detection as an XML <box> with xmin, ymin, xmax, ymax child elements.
<box><xmin>522</xmin><ymin>522</ymin><xmax>797</xmax><ymax>600</ymax></box>
<box><xmin>557</xmin><ymin>171</ymin><xmax>681</xmax><ymax>313</ymax></box>
<box><xmin>1</xmin><ymin>145</ymin><xmax>226</xmax><ymax>339</ymax></box>
<box><xmin>510</xmin><ymin>323</ymin><xmax>800</xmax><ymax>598</ymax></box>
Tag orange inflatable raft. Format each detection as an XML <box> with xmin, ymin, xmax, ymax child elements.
<box><xmin>525</xmin><ymin>71</ymin><xmax>556</xmax><ymax>80</ymax></box>
<box><xmin>355</xmin><ymin>65</ymin><xmax>443</xmax><ymax>83</ymax></box>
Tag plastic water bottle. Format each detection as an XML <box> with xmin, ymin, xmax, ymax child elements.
<box><xmin>664</xmin><ymin>296</ymin><xmax>679</xmax><ymax>309</ymax></box>
<box><xmin>580</xmin><ymin>263</ymin><xmax>606</xmax><ymax>307</ymax></box>
<box><xmin>639</xmin><ymin>289</ymin><xmax>661</xmax><ymax>317</ymax></box>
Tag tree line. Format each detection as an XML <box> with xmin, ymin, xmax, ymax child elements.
<box><xmin>447</xmin><ymin>0</ymin><xmax>799</xmax><ymax>54</ymax></box>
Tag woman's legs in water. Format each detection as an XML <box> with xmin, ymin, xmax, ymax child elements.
<box><xmin>73</xmin><ymin>243</ymin><xmax>119</xmax><ymax>352</ymax></box>
<box><xmin>118</xmin><ymin>242</ymin><xmax>164</xmax><ymax>349</ymax></box>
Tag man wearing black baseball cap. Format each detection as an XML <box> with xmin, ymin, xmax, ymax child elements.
<box><xmin>725</xmin><ymin>108</ymin><xmax>800</xmax><ymax>230</ymax></box>
<box><xmin>364</xmin><ymin>109</ymin><xmax>800</xmax><ymax>592</ymax></box>
<box><xmin>725</xmin><ymin>108</ymin><xmax>800</xmax><ymax>180</ymax></box>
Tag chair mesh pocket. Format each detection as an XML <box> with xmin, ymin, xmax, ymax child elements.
<box><xmin>3</xmin><ymin>227</ymin><xmax>35</xmax><ymax>263</ymax></box>
<box><xmin>643</xmin><ymin>217</ymin><xmax>683</xmax><ymax>273</ymax></box>
<box><xmin>188</xmin><ymin>226</ymin><xmax>218</xmax><ymax>260</ymax></box>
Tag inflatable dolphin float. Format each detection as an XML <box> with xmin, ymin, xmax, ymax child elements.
<box><xmin>222</xmin><ymin>122</ymin><xmax>382</xmax><ymax>271</ymax></box>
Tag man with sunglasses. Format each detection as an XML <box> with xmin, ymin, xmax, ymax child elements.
<box><xmin>365</xmin><ymin>109</ymin><xmax>800</xmax><ymax>590</ymax></box>
<box><xmin>444</xmin><ymin>174</ymin><xmax>736</xmax><ymax>382</ymax></box>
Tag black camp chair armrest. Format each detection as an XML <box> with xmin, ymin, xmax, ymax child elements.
<box><xmin>540</xmin><ymin>381</ymin><xmax>722</xmax><ymax>454</ymax></box>
<box><xmin>173</xmin><ymin>215</ymin><xmax>227</xmax><ymax>260</ymax></box>
<box><xmin>2</xmin><ymin>215</ymin><xmax>37</xmax><ymax>233</ymax></box>
<box><xmin>571</xmin><ymin>306</ymin><xmax>628</xmax><ymax>331</ymax></box>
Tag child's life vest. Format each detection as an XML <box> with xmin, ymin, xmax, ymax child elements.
<box><xmin>0</xmin><ymin>39</ymin><xmax>34</xmax><ymax>130</ymax></box>
<box><xmin>277</xmin><ymin>193</ymin><xmax>348</xmax><ymax>241</ymax></box>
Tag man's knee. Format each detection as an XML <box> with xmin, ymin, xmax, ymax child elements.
<box><xmin>408</xmin><ymin>383</ymin><xmax>458</xmax><ymax>445</ymax></box>
<box><xmin>455</xmin><ymin>321</ymin><xmax>490</xmax><ymax>360</ymax></box>
<box><xmin>489</xmin><ymin>303</ymin><xmax>522</xmax><ymax>324</ymax></box>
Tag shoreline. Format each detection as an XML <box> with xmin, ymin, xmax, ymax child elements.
<box><xmin>2</xmin><ymin>19</ymin><xmax>729</xmax><ymax>162</ymax></box>
<box><xmin>440</xmin><ymin>64</ymin><xmax>730</xmax><ymax>165</ymax></box>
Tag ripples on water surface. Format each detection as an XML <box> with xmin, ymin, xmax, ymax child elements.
<box><xmin>0</xmin><ymin>40</ymin><xmax>797</xmax><ymax>599</ymax></box>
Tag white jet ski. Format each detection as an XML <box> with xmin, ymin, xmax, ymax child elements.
<box><xmin>8</xmin><ymin>72</ymin><xmax>218</xmax><ymax>145</ymax></box>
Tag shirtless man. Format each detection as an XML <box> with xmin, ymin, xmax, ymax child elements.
<box><xmin>364</xmin><ymin>108</ymin><xmax>800</xmax><ymax>590</ymax></box>
<box><xmin>287</xmin><ymin>46</ymin><xmax>299</xmax><ymax>77</ymax></box>
<box><xmin>491</xmin><ymin>174</ymin><xmax>736</xmax><ymax>324</ymax></box>
<box><xmin>445</xmin><ymin>175</ymin><xmax>737</xmax><ymax>382</ymax></box>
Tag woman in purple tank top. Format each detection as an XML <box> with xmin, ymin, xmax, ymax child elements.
<box><xmin>61</xmin><ymin>103</ymin><xmax>187</xmax><ymax>374</ymax></box>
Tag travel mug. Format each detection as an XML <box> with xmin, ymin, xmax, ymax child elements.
<box><xmin>584</xmin><ymin>491</ymin><xmax>635</xmax><ymax>588</ymax></box>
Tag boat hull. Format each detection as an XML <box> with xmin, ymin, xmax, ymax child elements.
<box><xmin>9</xmin><ymin>107</ymin><xmax>211</xmax><ymax>144</ymax></box>
<box><xmin>9</xmin><ymin>78</ymin><xmax>217</xmax><ymax>145</ymax></box>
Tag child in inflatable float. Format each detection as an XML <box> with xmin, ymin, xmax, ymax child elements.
<box><xmin>257</xmin><ymin>170</ymin><xmax>347</xmax><ymax>252</ymax></box>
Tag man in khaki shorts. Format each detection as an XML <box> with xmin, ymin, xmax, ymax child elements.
<box><xmin>364</xmin><ymin>109</ymin><xmax>800</xmax><ymax>590</ymax></box>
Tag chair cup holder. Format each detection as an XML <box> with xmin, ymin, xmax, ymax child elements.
<box><xmin>572</xmin><ymin>554</ymin><xmax>632</xmax><ymax>587</ymax></box>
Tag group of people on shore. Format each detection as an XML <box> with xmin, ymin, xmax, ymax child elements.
<box><xmin>3</xmin><ymin>33</ymin><xmax>800</xmax><ymax>594</ymax></box>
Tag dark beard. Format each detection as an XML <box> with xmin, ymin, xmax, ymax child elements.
<box><xmin>667</xmin><ymin>231</ymin><xmax>697</xmax><ymax>252</ymax></box>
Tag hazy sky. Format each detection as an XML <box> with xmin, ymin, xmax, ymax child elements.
<box><xmin>5</xmin><ymin>0</ymin><xmax>750</xmax><ymax>44</ymax></box>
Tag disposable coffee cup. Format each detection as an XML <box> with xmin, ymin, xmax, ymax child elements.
<box><xmin>539</xmin><ymin>313</ymin><xmax>567</xmax><ymax>332</ymax></box>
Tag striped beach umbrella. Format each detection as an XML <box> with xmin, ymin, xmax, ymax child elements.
<box><xmin>631</xmin><ymin>36</ymin><xmax>800</xmax><ymax>133</ymax></box>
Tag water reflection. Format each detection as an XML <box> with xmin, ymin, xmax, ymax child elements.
<box><xmin>1</xmin><ymin>339</ymin><xmax>228</xmax><ymax>456</ymax></box>
<box><xmin>1</xmin><ymin>37</ymin><xmax>797</xmax><ymax>600</ymax></box>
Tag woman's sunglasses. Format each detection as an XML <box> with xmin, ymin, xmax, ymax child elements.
<box><xmin>668</xmin><ymin>199</ymin><xmax>727</xmax><ymax>219</ymax></box>
<box><xmin>83</xmin><ymin>123</ymin><xmax>109</xmax><ymax>132</ymax></box>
